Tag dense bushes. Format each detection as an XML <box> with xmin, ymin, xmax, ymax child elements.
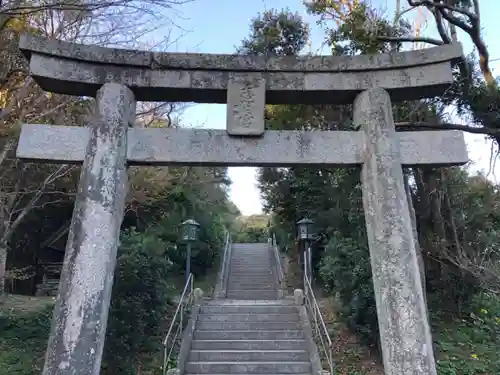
<box><xmin>0</xmin><ymin>229</ymin><xmax>178</xmax><ymax>375</ymax></box>
<box><xmin>231</xmin><ymin>215</ymin><xmax>270</xmax><ymax>243</ymax></box>
<box><xmin>100</xmin><ymin>173</ymin><xmax>231</xmax><ymax>373</ymax></box>
<box><xmin>0</xmin><ymin>304</ymin><xmax>53</xmax><ymax>375</ymax></box>
<box><xmin>320</xmin><ymin>233</ymin><xmax>378</xmax><ymax>345</ymax></box>
<box><xmin>1</xmin><ymin>164</ymin><xmax>233</xmax><ymax>374</ymax></box>
<box><xmin>0</xmin><ymin>216</ymin><xmax>227</xmax><ymax>375</ymax></box>
<box><xmin>102</xmin><ymin>229</ymin><xmax>175</xmax><ymax>374</ymax></box>
<box><xmin>433</xmin><ymin>293</ymin><xmax>500</xmax><ymax>374</ymax></box>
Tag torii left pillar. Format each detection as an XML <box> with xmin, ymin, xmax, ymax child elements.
<box><xmin>43</xmin><ymin>83</ymin><xmax>135</xmax><ymax>375</ymax></box>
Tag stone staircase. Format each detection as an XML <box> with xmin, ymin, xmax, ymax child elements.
<box><xmin>226</xmin><ymin>243</ymin><xmax>278</xmax><ymax>300</ymax></box>
<box><xmin>180</xmin><ymin>242</ymin><xmax>317</xmax><ymax>375</ymax></box>
<box><xmin>186</xmin><ymin>300</ymin><xmax>311</xmax><ymax>375</ymax></box>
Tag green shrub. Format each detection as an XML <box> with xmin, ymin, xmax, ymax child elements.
<box><xmin>102</xmin><ymin>228</ymin><xmax>175</xmax><ymax>374</ymax></box>
<box><xmin>319</xmin><ymin>232</ymin><xmax>379</xmax><ymax>345</ymax></box>
<box><xmin>0</xmin><ymin>305</ymin><xmax>53</xmax><ymax>375</ymax></box>
<box><xmin>434</xmin><ymin>293</ymin><xmax>500</xmax><ymax>375</ymax></box>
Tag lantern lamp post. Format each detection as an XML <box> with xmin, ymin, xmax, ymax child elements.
<box><xmin>296</xmin><ymin>218</ymin><xmax>315</xmax><ymax>284</ymax></box>
<box><xmin>181</xmin><ymin>219</ymin><xmax>200</xmax><ymax>283</ymax></box>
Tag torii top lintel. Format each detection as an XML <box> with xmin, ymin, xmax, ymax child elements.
<box><xmin>19</xmin><ymin>34</ymin><xmax>463</xmax><ymax>104</ymax></box>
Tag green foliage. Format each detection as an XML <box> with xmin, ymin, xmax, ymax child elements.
<box><xmin>239</xmin><ymin>8</ymin><xmax>309</xmax><ymax>56</ymax></box>
<box><xmin>320</xmin><ymin>233</ymin><xmax>378</xmax><ymax>345</ymax></box>
<box><xmin>231</xmin><ymin>215</ymin><xmax>270</xmax><ymax>243</ymax></box>
<box><xmin>100</xmin><ymin>167</ymin><xmax>231</xmax><ymax>373</ymax></box>
<box><xmin>0</xmin><ymin>305</ymin><xmax>53</xmax><ymax>375</ymax></box>
<box><xmin>102</xmin><ymin>228</ymin><xmax>174</xmax><ymax>374</ymax></box>
<box><xmin>328</xmin><ymin>3</ymin><xmax>411</xmax><ymax>55</ymax></box>
<box><xmin>434</xmin><ymin>293</ymin><xmax>500</xmax><ymax>375</ymax></box>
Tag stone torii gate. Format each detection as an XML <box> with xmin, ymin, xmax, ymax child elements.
<box><xmin>17</xmin><ymin>34</ymin><xmax>467</xmax><ymax>375</ymax></box>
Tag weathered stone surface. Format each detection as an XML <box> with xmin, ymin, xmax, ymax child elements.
<box><xmin>356</xmin><ymin>88</ymin><xmax>436</xmax><ymax>375</ymax></box>
<box><xmin>42</xmin><ymin>83</ymin><xmax>135</xmax><ymax>375</ymax></box>
<box><xmin>227</xmin><ymin>73</ymin><xmax>266</xmax><ymax>136</ymax></box>
<box><xmin>194</xmin><ymin>288</ymin><xmax>204</xmax><ymax>304</ymax></box>
<box><xmin>19</xmin><ymin>33</ymin><xmax>152</xmax><ymax>67</ymax></box>
<box><xmin>294</xmin><ymin>289</ymin><xmax>304</xmax><ymax>305</ymax></box>
<box><xmin>166</xmin><ymin>368</ymin><xmax>180</xmax><ymax>375</ymax></box>
<box><xmin>17</xmin><ymin>124</ymin><xmax>89</xmax><ymax>162</ymax></box>
<box><xmin>20</xmin><ymin>33</ymin><xmax>462</xmax><ymax>72</ymax></box>
<box><xmin>27</xmin><ymin>53</ymin><xmax>456</xmax><ymax>103</ymax></box>
<box><xmin>17</xmin><ymin>125</ymin><xmax>468</xmax><ymax>167</ymax></box>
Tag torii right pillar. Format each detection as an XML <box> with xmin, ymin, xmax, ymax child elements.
<box><xmin>356</xmin><ymin>87</ymin><xmax>437</xmax><ymax>375</ymax></box>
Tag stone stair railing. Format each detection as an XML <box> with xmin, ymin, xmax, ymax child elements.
<box><xmin>214</xmin><ymin>231</ymin><xmax>231</xmax><ymax>299</ymax></box>
<box><xmin>303</xmin><ymin>273</ymin><xmax>335</xmax><ymax>374</ymax></box>
<box><xmin>270</xmin><ymin>233</ymin><xmax>286</xmax><ymax>299</ymax></box>
<box><xmin>163</xmin><ymin>273</ymin><xmax>199</xmax><ymax>375</ymax></box>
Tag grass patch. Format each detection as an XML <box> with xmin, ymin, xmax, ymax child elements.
<box><xmin>0</xmin><ymin>266</ymin><xmax>217</xmax><ymax>375</ymax></box>
<box><xmin>318</xmin><ymin>296</ymin><xmax>383</xmax><ymax>375</ymax></box>
<box><xmin>433</xmin><ymin>293</ymin><xmax>500</xmax><ymax>375</ymax></box>
<box><xmin>317</xmin><ymin>293</ymin><xmax>500</xmax><ymax>375</ymax></box>
<box><xmin>0</xmin><ymin>294</ymin><xmax>54</xmax><ymax>375</ymax></box>
<box><xmin>171</xmin><ymin>265</ymin><xmax>220</xmax><ymax>299</ymax></box>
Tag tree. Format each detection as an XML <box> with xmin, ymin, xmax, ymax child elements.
<box><xmin>239</xmin><ymin>8</ymin><xmax>309</xmax><ymax>56</ymax></box>
<box><xmin>248</xmin><ymin>5</ymin><xmax>500</xmax><ymax>359</ymax></box>
<box><xmin>0</xmin><ymin>0</ymin><xmax>192</xmax><ymax>301</ymax></box>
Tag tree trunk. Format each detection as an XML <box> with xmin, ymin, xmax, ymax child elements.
<box><xmin>404</xmin><ymin>170</ymin><xmax>427</xmax><ymax>305</ymax></box>
<box><xmin>0</xmin><ymin>243</ymin><xmax>7</xmax><ymax>303</ymax></box>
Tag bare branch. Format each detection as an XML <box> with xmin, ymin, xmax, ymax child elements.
<box><xmin>396</xmin><ymin>121</ymin><xmax>500</xmax><ymax>135</ymax></box>
<box><xmin>377</xmin><ymin>35</ymin><xmax>444</xmax><ymax>45</ymax></box>
<box><xmin>405</xmin><ymin>0</ymin><xmax>494</xmax><ymax>87</ymax></box>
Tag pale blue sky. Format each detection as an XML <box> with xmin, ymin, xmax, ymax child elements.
<box><xmin>166</xmin><ymin>0</ymin><xmax>500</xmax><ymax>215</ymax></box>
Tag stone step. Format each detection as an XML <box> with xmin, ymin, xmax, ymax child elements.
<box><xmin>227</xmin><ymin>284</ymin><xmax>275</xmax><ymax>288</ymax></box>
<box><xmin>185</xmin><ymin>373</ymin><xmax>309</xmax><ymax>375</ymax></box>
<box><xmin>226</xmin><ymin>290</ymin><xmax>278</xmax><ymax>299</ymax></box>
<box><xmin>225</xmin><ymin>295</ymin><xmax>278</xmax><ymax>301</ymax></box>
<box><xmin>228</xmin><ymin>274</ymin><xmax>274</xmax><ymax>276</ymax></box>
<box><xmin>224</xmin><ymin>297</ymin><xmax>278</xmax><ymax>301</ymax></box>
<box><xmin>230</xmin><ymin>266</ymin><xmax>272</xmax><ymax>269</ymax></box>
<box><xmin>226</xmin><ymin>285</ymin><xmax>276</xmax><ymax>290</ymax></box>
<box><xmin>197</xmin><ymin>313</ymin><xmax>299</xmax><ymax>322</ymax></box>
<box><xmin>228</xmin><ymin>282</ymin><xmax>276</xmax><ymax>287</ymax></box>
<box><xmin>227</xmin><ymin>275</ymin><xmax>275</xmax><ymax>279</ymax></box>
<box><xmin>225</xmin><ymin>290</ymin><xmax>277</xmax><ymax>295</ymax></box>
<box><xmin>229</xmin><ymin>264</ymin><xmax>272</xmax><ymax>267</ymax></box>
<box><xmin>196</xmin><ymin>321</ymin><xmax>298</xmax><ymax>331</ymax></box>
<box><xmin>188</xmin><ymin>350</ymin><xmax>309</xmax><ymax>362</ymax></box>
<box><xmin>229</xmin><ymin>270</ymin><xmax>273</xmax><ymax>273</ymax></box>
<box><xmin>228</xmin><ymin>271</ymin><xmax>274</xmax><ymax>275</ymax></box>
<box><xmin>229</xmin><ymin>269</ymin><xmax>274</xmax><ymax>279</ymax></box>
<box><xmin>200</xmin><ymin>304</ymin><xmax>297</xmax><ymax>314</ymax></box>
<box><xmin>191</xmin><ymin>340</ymin><xmax>306</xmax><ymax>350</ymax></box>
<box><xmin>228</xmin><ymin>277</ymin><xmax>274</xmax><ymax>281</ymax></box>
<box><xmin>204</xmin><ymin>299</ymin><xmax>294</xmax><ymax>305</ymax></box>
<box><xmin>193</xmin><ymin>330</ymin><xmax>305</xmax><ymax>340</ymax></box>
<box><xmin>185</xmin><ymin>361</ymin><xmax>311</xmax><ymax>374</ymax></box>
<box><xmin>228</xmin><ymin>273</ymin><xmax>274</xmax><ymax>277</ymax></box>
<box><xmin>224</xmin><ymin>296</ymin><xmax>278</xmax><ymax>301</ymax></box>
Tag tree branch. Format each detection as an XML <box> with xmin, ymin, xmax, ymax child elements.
<box><xmin>377</xmin><ymin>35</ymin><xmax>444</xmax><ymax>45</ymax></box>
<box><xmin>395</xmin><ymin>121</ymin><xmax>500</xmax><ymax>135</ymax></box>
